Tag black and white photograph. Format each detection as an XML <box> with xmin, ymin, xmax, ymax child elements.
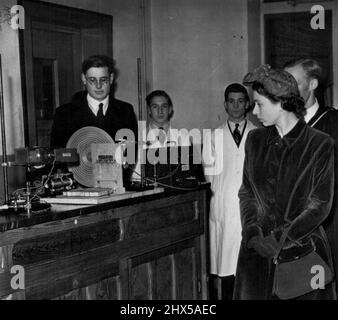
<box><xmin>0</xmin><ymin>0</ymin><xmax>337</xmax><ymax>306</ymax></box>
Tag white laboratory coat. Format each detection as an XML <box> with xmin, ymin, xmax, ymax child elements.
<box><xmin>203</xmin><ymin>119</ymin><xmax>256</xmax><ymax>277</ymax></box>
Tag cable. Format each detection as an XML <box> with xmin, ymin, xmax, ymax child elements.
<box><xmin>157</xmin><ymin>163</ymin><xmax>180</xmax><ymax>181</ymax></box>
<box><xmin>127</xmin><ymin>161</ymin><xmax>180</xmax><ymax>182</ymax></box>
<box><xmin>9</xmin><ymin>159</ymin><xmax>57</xmax><ymax>213</ymax></box>
<box><xmin>144</xmin><ymin>176</ymin><xmax>200</xmax><ymax>191</ymax></box>
<box><xmin>12</xmin><ymin>185</ymin><xmax>40</xmax><ymax>195</ymax></box>
<box><xmin>131</xmin><ymin>167</ymin><xmax>200</xmax><ymax>191</ymax></box>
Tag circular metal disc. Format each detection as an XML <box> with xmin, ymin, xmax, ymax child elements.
<box><xmin>66</xmin><ymin>127</ymin><xmax>114</xmax><ymax>187</ymax></box>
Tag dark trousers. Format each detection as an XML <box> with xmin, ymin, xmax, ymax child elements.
<box><xmin>209</xmin><ymin>274</ymin><xmax>235</xmax><ymax>300</ymax></box>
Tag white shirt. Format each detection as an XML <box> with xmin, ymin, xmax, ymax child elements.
<box><xmin>304</xmin><ymin>99</ymin><xmax>319</xmax><ymax>123</ymax></box>
<box><xmin>148</xmin><ymin>122</ymin><xmax>169</xmax><ymax>132</ymax></box>
<box><xmin>87</xmin><ymin>94</ymin><xmax>109</xmax><ymax>116</ymax></box>
<box><xmin>147</xmin><ymin>122</ymin><xmax>170</xmax><ymax>145</ymax></box>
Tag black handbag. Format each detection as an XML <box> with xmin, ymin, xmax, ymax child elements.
<box><xmin>272</xmin><ymin>226</ymin><xmax>333</xmax><ymax>300</ymax></box>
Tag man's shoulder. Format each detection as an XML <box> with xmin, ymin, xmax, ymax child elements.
<box><xmin>312</xmin><ymin>106</ymin><xmax>338</xmax><ymax>138</ymax></box>
<box><xmin>327</xmin><ymin>106</ymin><xmax>338</xmax><ymax>121</ymax></box>
<box><xmin>215</xmin><ymin>122</ymin><xmax>227</xmax><ymax>131</ymax></box>
<box><xmin>54</xmin><ymin>102</ymin><xmax>76</xmax><ymax>116</ymax></box>
<box><xmin>314</xmin><ymin>105</ymin><xmax>338</xmax><ymax>122</ymax></box>
<box><xmin>55</xmin><ymin>91</ymin><xmax>86</xmax><ymax>114</ymax></box>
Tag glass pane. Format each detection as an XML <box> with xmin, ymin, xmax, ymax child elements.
<box><xmin>33</xmin><ymin>58</ymin><xmax>56</xmax><ymax>147</ymax></box>
<box><xmin>265</xmin><ymin>10</ymin><xmax>332</xmax><ymax>107</ymax></box>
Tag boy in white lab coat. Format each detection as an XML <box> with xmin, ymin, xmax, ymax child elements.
<box><xmin>203</xmin><ymin>83</ymin><xmax>256</xmax><ymax>300</ymax></box>
<box><xmin>132</xmin><ymin>90</ymin><xmax>190</xmax><ymax>183</ymax></box>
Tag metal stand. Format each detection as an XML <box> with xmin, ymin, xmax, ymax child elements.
<box><xmin>137</xmin><ymin>57</ymin><xmax>146</xmax><ymax>187</ymax></box>
<box><xmin>0</xmin><ymin>55</ymin><xmax>50</xmax><ymax>215</ymax></box>
<box><xmin>25</xmin><ymin>182</ymin><xmax>31</xmax><ymax>218</ymax></box>
<box><xmin>0</xmin><ymin>54</ymin><xmax>9</xmax><ymax>205</ymax></box>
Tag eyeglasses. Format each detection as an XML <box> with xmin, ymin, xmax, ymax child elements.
<box><xmin>150</xmin><ymin>104</ymin><xmax>170</xmax><ymax>110</ymax></box>
<box><xmin>85</xmin><ymin>77</ymin><xmax>110</xmax><ymax>87</ymax></box>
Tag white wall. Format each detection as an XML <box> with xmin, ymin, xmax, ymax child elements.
<box><xmin>0</xmin><ymin>0</ymin><xmax>25</xmax><ymax>154</ymax></box>
<box><xmin>150</xmin><ymin>0</ymin><xmax>249</xmax><ymax>130</ymax></box>
<box><xmin>0</xmin><ymin>0</ymin><xmax>26</xmax><ymax>199</ymax></box>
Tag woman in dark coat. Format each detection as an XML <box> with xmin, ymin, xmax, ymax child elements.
<box><xmin>233</xmin><ymin>65</ymin><xmax>335</xmax><ymax>300</ymax></box>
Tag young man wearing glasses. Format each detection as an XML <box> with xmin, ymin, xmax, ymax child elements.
<box><xmin>50</xmin><ymin>55</ymin><xmax>138</xmax><ymax>148</ymax></box>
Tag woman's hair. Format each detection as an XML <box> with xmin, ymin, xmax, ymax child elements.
<box><xmin>252</xmin><ymin>82</ymin><xmax>306</xmax><ymax>119</ymax></box>
<box><xmin>146</xmin><ymin>90</ymin><xmax>174</xmax><ymax>120</ymax></box>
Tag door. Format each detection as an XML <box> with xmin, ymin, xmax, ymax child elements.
<box><xmin>21</xmin><ymin>1</ymin><xmax>113</xmax><ymax>147</ymax></box>
<box><xmin>264</xmin><ymin>9</ymin><xmax>333</xmax><ymax>107</ymax></box>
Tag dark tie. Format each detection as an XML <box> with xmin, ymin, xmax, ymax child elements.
<box><xmin>97</xmin><ymin>103</ymin><xmax>104</xmax><ymax>125</ymax></box>
<box><xmin>233</xmin><ymin>123</ymin><xmax>241</xmax><ymax>147</ymax></box>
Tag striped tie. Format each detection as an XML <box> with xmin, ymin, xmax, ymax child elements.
<box><xmin>233</xmin><ymin>124</ymin><xmax>241</xmax><ymax>147</ymax></box>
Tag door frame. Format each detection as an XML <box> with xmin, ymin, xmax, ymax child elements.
<box><xmin>260</xmin><ymin>0</ymin><xmax>338</xmax><ymax>108</ymax></box>
<box><xmin>19</xmin><ymin>0</ymin><xmax>113</xmax><ymax>147</ymax></box>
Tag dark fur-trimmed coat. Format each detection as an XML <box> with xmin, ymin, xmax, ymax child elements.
<box><xmin>233</xmin><ymin>120</ymin><xmax>335</xmax><ymax>300</ymax></box>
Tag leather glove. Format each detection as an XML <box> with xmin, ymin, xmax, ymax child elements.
<box><xmin>272</xmin><ymin>225</ymin><xmax>299</xmax><ymax>249</ymax></box>
<box><xmin>247</xmin><ymin>234</ymin><xmax>279</xmax><ymax>259</ymax></box>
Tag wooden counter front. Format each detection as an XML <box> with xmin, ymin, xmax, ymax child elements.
<box><xmin>0</xmin><ymin>185</ymin><xmax>209</xmax><ymax>300</ymax></box>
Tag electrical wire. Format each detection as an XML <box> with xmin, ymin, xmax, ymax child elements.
<box><xmin>156</xmin><ymin>163</ymin><xmax>181</xmax><ymax>181</ymax></box>
<box><xmin>127</xmin><ymin>161</ymin><xmax>180</xmax><ymax>181</ymax></box>
<box><xmin>10</xmin><ymin>159</ymin><xmax>57</xmax><ymax>212</ymax></box>
<box><xmin>130</xmin><ymin>165</ymin><xmax>200</xmax><ymax>191</ymax></box>
<box><xmin>144</xmin><ymin>176</ymin><xmax>200</xmax><ymax>191</ymax></box>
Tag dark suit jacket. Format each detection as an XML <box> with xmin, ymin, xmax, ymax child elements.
<box><xmin>234</xmin><ymin>120</ymin><xmax>335</xmax><ymax>300</ymax></box>
<box><xmin>50</xmin><ymin>91</ymin><xmax>138</xmax><ymax>148</ymax></box>
<box><xmin>308</xmin><ymin>105</ymin><xmax>338</xmax><ymax>290</ymax></box>
<box><xmin>50</xmin><ymin>91</ymin><xmax>138</xmax><ymax>186</ymax></box>
<box><xmin>308</xmin><ymin>105</ymin><xmax>338</xmax><ymax>209</ymax></box>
